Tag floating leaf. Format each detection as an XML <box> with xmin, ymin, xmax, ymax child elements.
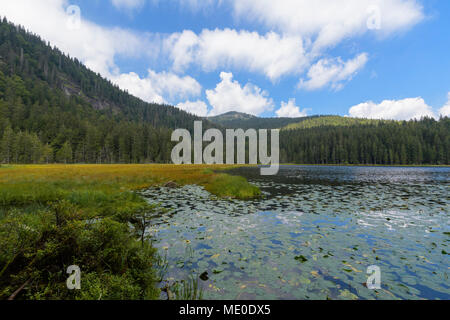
<box><xmin>295</xmin><ymin>255</ymin><xmax>308</xmax><ymax>263</ymax></box>
<box><xmin>311</xmin><ymin>271</ymin><xmax>320</xmax><ymax>277</ymax></box>
<box><xmin>199</xmin><ymin>272</ymin><xmax>209</xmax><ymax>281</ymax></box>
<box><xmin>338</xmin><ymin>289</ymin><xmax>358</xmax><ymax>300</ymax></box>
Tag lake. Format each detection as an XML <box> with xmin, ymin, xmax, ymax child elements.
<box><xmin>141</xmin><ymin>166</ymin><xmax>449</xmax><ymax>300</ymax></box>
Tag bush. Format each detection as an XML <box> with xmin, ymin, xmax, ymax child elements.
<box><xmin>0</xmin><ymin>201</ymin><xmax>160</xmax><ymax>300</ymax></box>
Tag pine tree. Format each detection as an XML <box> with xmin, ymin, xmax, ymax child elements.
<box><xmin>56</xmin><ymin>141</ymin><xmax>72</xmax><ymax>164</ymax></box>
<box><xmin>0</xmin><ymin>125</ymin><xmax>14</xmax><ymax>163</ymax></box>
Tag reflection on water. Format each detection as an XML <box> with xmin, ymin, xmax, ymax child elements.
<box><xmin>142</xmin><ymin>166</ymin><xmax>450</xmax><ymax>300</ymax></box>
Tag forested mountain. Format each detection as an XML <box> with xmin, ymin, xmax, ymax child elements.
<box><xmin>0</xmin><ymin>17</ymin><xmax>448</xmax><ymax>165</ymax></box>
<box><xmin>208</xmin><ymin>111</ymin><xmax>314</xmax><ymax>129</ymax></box>
<box><xmin>208</xmin><ymin>113</ymin><xmax>392</xmax><ymax>131</ymax></box>
<box><xmin>209</xmin><ymin>113</ymin><xmax>449</xmax><ymax>165</ymax></box>
<box><xmin>280</xmin><ymin>118</ymin><xmax>450</xmax><ymax>165</ymax></box>
<box><xmin>0</xmin><ymin>17</ymin><xmax>208</xmax><ymax>164</ymax></box>
<box><xmin>282</xmin><ymin>116</ymin><xmax>394</xmax><ymax>130</ymax></box>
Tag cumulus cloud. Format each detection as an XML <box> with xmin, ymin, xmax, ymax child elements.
<box><xmin>160</xmin><ymin>0</ymin><xmax>423</xmax><ymax>87</ymax></box>
<box><xmin>299</xmin><ymin>53</ymin><xmax>368</xmax><ymax>91</ymax></box>
<box><xmin>206</xmin><ymin>72</ymin><xmax>273</xmax><ymax>116</ymax></box>
<box><xmin>275</xmin><ymin>99</ymin><xmax>309</xmax><ymax>118</ymax></box>
<box><xmin>0</xmin><ymin>0</ymin><xmax>155</xmax><ymax>77</ymax></box>
<box><xmin>175</xmin><ymin>100</ymin><xmax>209</xmax><ymax>117</ymax></box>
<box><xmin>111</xmin><ymin>0</ymin><xmax>146</xmax><ymax>10</ymax></box>
<box><xmin>230</xmin><ymin>0</ymin><xmax>424</xmax><ymax>50</ymax></box>
<box><xmin>348</xmin><ymin>97</ymin><xmax>436</xmax><ymax>120</ymax></box>
<box><xmin>165</xmin><ymin>29</ymin><xmax>307</xmax><ymax>81</ymax></box>
<box><xmin>0</xmin><ymin>0</ymin><xmax>427</xmax><ymax>112</ymax></box>
<box><xmin>112</xmin><ymin>69</ymin><xmax>202</xmax><ymax>104</ymax></box>
<box><xmin>0</xmin><ymin>0</ymin><xmax>205</xmax><ymax>105</ymax></box>
<box><xmin>438</xmin><ymin>93</ymin><xmax>450</xmax><ymax>117</ymax></box>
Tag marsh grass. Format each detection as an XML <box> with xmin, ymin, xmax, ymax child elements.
<box><xmin>0</xmin><ymin>164</ymin><xmax>259</xmax><ymax>300</ymax></box>
<box><xmin>205</xmin><ymin>173</ymin><xmax>261</xmax><ymax>199</ymax></box>
<box><xmin>172</xmin><ymin>275</ymin><xmax>204</xmax><ymax>300</ymax></box>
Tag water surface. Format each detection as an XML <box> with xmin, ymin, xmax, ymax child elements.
<box><xmin>142</xmin><ymin>166</ymin><xmax>449</xmax><ymax>300</ymax></box>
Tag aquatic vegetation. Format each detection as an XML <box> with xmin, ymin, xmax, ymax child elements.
<box><xmin>171</xmin><ymin>276</ymin><xmax>204</xmax><ymax>300</ymax></box>
<box><xmin>0</xmin><ymin>164</ymin><xmax>259</xmax><ymax>300</ymax></box>
<box><xmin>146</xmin><ymin>166</ymin><xmax>450</xmax><ymax>300</ymax></box>
<box><xmin>205</xmin><ymin>174</ymin><xmax>261</xmax><ymax>199</ymax></box>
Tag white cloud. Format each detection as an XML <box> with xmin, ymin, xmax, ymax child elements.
<box><xmin>161</xmin><ymin>0</ymin><xmax>423</xmax><ymax>87</ymax></box>
<box><xmin>299</xmin><ymin>53</ymin><xmax>368</xmax><ymax>91</ymax></box>
<box><xmin>0</xmin><ymin>0</ymin><xmax>205</xmax><ymax>106</ymax></box>
<box><xmin>438</xmin><ymin>93</ymin><xmax>450</xmax><ymax>117</ymax></box>
<box><xmin>111</xmin><ymin>0</ymin><xmax>145</xmax><ymax>10</ymax></box>
<box><xmin>165</xmin><ymin>29</ymin><xmax>307</xmax><ymax>81</ymax></box>
<box><xmin>112</xmin><ymin>69</ymin><xmax>202</xmax><ymax>104</ymax></box>
<box><xmin>0</xmin><ymin>0</ymin><xmax>427</xmax><ymax>112</ymax></box>
<box><xmin>348</xmin><ymin>97</ymin><xmax>436</xmax><ymax>120</ymax></box>
<box><xmin>206</xmin><ymin>72</ymin><xmax>273</xmax><ymax>116</ymax></box>
<box><xmin>275</xmin><ymin>99</ymin><xmax>309</xmax><ymax>118</ymax></box>
<box><xmin>0</xmin><ymin>0</ymin><xmax>154</xmax><ymax>77</ymax></box>
<box><xmin>176</xmin><ymin>100</ymin><xmax>209</xmax><ymax>117</ymax></box>
<box><xmin>230</xmin><ymin>0</ymin><xmax>424</xmax><ymax>50</ymax></box>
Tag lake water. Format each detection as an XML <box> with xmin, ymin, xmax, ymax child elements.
<box><xmin>141</xmin><ymin>166</ymin><xmax>450</xmax><ymax>300</ymax></box>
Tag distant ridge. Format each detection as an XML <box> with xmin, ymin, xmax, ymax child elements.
<box><xmin>207</xmin><ymin>112</ymin><xmax>315</xmax><ymax>130</ymax></box>
<box><xmin>208</xmin><ymin>113</ymin><xmax>399</xmax><ymax>131</ymax></box>
<box><xmin>0</xmin><ymin>17</ymin><xmax>448</xmax><ymax>166</ymax></box>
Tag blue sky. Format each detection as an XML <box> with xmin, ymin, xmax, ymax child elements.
<box><xmin>1</xmin><ymin>0</ymin><xmax>449</xmax><ymax>119</ymax></box>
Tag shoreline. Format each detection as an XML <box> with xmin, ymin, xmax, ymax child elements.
<box><xmin>0</xmin><ymin>164</ymin><xmax>259</xmax><ymax>300</ymax></box>
<box><xmin>278</xmin><ymin>164</ymin><xmax>450</xmax><ymax>168</ymax></box>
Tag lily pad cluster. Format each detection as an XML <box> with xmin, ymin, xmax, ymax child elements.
<box><xmin>143</xmin><ymin>166</ymin><xmax>449</xmax><ymax>300</ymax></box>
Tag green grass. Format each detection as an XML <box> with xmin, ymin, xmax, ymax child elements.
<box><xmin>171</xmin><ymin>276</ymin><xmax>204</xmax><ymax>300</ymax></box>
<box><xmin>0</xmin><ymin>164</ymin><xmax>259</xmax><ymax>300</ymax></box>
<box><xmin>205</xmin><ymin>173</ymin><xmax>261</xmax><ymax>199</ymax></box>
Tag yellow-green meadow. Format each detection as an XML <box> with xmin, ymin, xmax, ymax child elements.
<box><xmin>0</xmin><ymin>164</ymin><xmax>259</xmax><ymax>300</ymax></box>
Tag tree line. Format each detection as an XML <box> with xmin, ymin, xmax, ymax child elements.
<box><xmin>280</xmin><ymin>117</ymin><xmax>449</xmax><ymax>165</ymax></box>
<box><xmin>0</xmin><ymin>17</ymin><xmax>448</xmax><ymax>165</ymax></box>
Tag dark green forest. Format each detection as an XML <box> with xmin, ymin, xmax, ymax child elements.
<box><xmin>207</xmin><ymin>111</ymin><xmax>314</xmax><ymax>130</ymax></box>
<box><xmin>280</xmin><ymin>118</ymin><xmax>450</xmax><ymax>165</ymax></box>
<box><xmin>0</xmin><ymin>18</ymin><xmax>449</xmax><ymax>165</ymax></box>
<box><xmin>0</xmin><ymin>17</ymin><xmax>202</xmax><ymax>164</ymax></box>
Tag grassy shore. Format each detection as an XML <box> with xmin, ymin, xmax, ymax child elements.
<box><xmin>0</xmin><ymin>164</ymin><xmax>260</xmax><ymax>300</ymax></box>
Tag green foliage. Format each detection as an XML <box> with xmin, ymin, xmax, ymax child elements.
<box><xmin>280</xmin><ymin>117</ymin><xmax>450</xmax><ymax>165</ymax></box>
<box><xmin>205</xmin><ymin>174</ymin><xmax>261</xmax><ymax>199</ymax></box>
<box><xmin>283</xmin><ymin>116</ymin><xmax>391</xmax><ymax>130</ymax></box>
<box><xmin>0</xmin><ymin>197</ymin><xmax>161</xmax><ymax>300</ymax></box>
<box><xmin>171</xmin><ymin>276</ymin><xmax>204</xmax><ymax>300</ymax></box>
<box><xmin>55</xmin><ymin>141</ymin><xmax>72</xmax><ymax>164</ymax></box>
<box><xmin>0</xmin><ymin>18</ymin><xmax>448</xmax><ymax>166</ymax></box>
<box><xmin>208</xmin><ymin>111</ymin><xmax>311</xmax><ymax>130</ymax></box>
<box><xmin>0</xmin><ymin>18</ymin><xmax>206</xmax><ymax>165</ymax></box>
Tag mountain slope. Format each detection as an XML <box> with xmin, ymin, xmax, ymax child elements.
<box><xmin>208</xmin><ymin>112</ymin><xmax>314</xmax><ymax>129</ymax></box>
<box><xmin>280</xmin><ymin>118</ymin><xmax>449</xmax><ymax>165</ymax></box>
<box><xmin>0</xmin><ymin>17</ymin><xmax>448</xmax><ymax>166</ymax></box>
<box><xmin>0</xmin><ymin>18</ymin><xmax>213</xmax><ymax>164</ymax></box>
<box><xmin>207</xmin><ymin>113</ymin><xmax>391</xmax><ymax>130</ymax></box>
<box><xmin>0</xmin><ymin>17</ymin><xmax>202</xmax><ymax>128</ymax></box>
<box><xmin>282</xmin><ymin>116</ymin><xmax>396</xmax><ymax>130</ymax></box>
